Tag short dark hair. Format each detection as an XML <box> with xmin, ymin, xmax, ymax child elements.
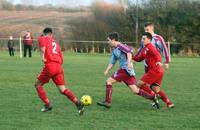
<box><xmin>107</xmin><ymin>32</ymin><xmax>119</xmax><ymax>41</ymax></box>
<box><xmin>144</xmin><ymin>22</ymin><xmax>154</xmax><ymax>27</ymax></box>
<box><xmin>43</xmin><ymin>27</ymin><xmax>53</xmax><ymax>35</ymax></box>
<box><xmin>142</xmin><ymin>32</ymin><xmax>152</xmax><ymax>40</ymax></box>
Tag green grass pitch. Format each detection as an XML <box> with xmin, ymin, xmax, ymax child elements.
<box><xmin>0</xmin><ymin>52</ymin><xmax>200</xmax><ymax>130</ymax></box>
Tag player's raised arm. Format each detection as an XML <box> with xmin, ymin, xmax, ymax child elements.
<box><xmin>132</xmin><ymin>40</ymin><xmax>146</xmax><ymax>62</ymax></box>
<box><xmin>133</xmin><ymin>48</ymin><xmax>145</xmax><ymax>62</ymax></box>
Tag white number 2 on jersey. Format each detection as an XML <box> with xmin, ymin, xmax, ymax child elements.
<box><xmin>52</xmin><ymin>42</ymin><xmax>58</xmax><ymax>54</ymax></box>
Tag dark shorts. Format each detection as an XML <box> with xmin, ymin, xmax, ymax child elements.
<box><xmin>37</xmin><ymin>63</ymin><xmax>65</xmax><ymax>86</ymax></box>
<box><xmin>111</xmin><ymin>69</ymin><xmax>136</xmax><ymax>86</ymax></box>
<box><xmin>141</xmin><ymin>67</ymin><xmax>164</xmax><ymax>86</ymax></box>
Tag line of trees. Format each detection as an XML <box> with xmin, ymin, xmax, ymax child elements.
<box><xmin>70</xmin><ymin>0</ymin><xmax>200</xmax><ymax>55</ymax></box>
<box><xmin>0</xmin><ymin>0</ymin><xmax>199</xmax><ymax>55</ymax></box>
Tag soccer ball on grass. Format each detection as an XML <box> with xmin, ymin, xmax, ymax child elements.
<box><xmin>81</xmin><ymin>95</ymin><xmax>92</xmax><ymax>106</ymax></box>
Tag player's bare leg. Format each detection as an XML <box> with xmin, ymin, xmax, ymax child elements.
<box><xmin>35</xmin><ymin>80</ymin><xmax>52</xmax><ymax>112</ymax></box>
<box><xmin>151</xmin><ymin>85</ymin><xmax>174</xmax><ymax>108</ymax></box>
<box><xmin>97</xmin><ymin>77</ymin><xmax>117</xmax><ymax>108</ymax></box>
<box><xmin>57</xmin><ymin>85</ymin><xmax>84</xmax><ymax>115</ymax></box>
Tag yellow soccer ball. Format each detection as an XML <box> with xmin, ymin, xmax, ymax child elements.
<box><xmin>81</xmin><ymin>95</ymin><xmax>92</xmax><ymax>106</ymax></box>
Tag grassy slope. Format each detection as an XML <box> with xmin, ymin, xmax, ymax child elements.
<box><xmin>0</xmin><ymin>10</ymin><xmax>89</xmax><ymax>38</ymax></box>
<box><xmin>0</xmin><ymin>52</ymin><xmax>200</xmax><ymax>130</ymax></box>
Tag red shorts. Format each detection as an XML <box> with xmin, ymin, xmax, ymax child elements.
<box><xmin>141</xmin><ymin>67</ymin><xmax>164</xmax><ymax>86</ymax></box>
<box><xmin>37</xmin><ymin>63</ymin><xmax>65</xmax><ymax>85</ymax></box>
<box><xmin>111</xmin><ymin>69</ymin><xmax>136</xmax><ymax>86</ymax></box>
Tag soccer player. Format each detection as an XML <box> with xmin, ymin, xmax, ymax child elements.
<box><xmin>133</xmin><ymin>32</ymin><xmax>174</xmax><ymax>109</ymax></box>
<box><xmin>7</xmin><ymin>36</ymin><xmax>15</xmax><ymax>56</ymax></box>
<box><xmin>34</xmin><ymin>27</ymin><xmax>84</xmax><ymax>115</ymax></box>
<box><xmin>23</xmin><ymin>31</ymin><xmax>33</xmax><ymax>58</ymax></box>
<box><xmin>97</xmin><ymin>32</ymin><xmax>159</xmax><ymax>109</ymax></box>
<box><xmin>144</xmin><ymin>22</ymin><xmax>169</xmax><ymax>70</ymax></box>
<box><xmin>141</xmin><ymin>22</ymin><xmax>174</xmax><ymax>108</ymax></box>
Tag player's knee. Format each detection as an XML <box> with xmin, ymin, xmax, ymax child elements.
<box><xmin>136</xmin><ymin>81</ymin><xmax>143</xmax><ymax>88</ymax></box>
<box><xmin>106</xmin><ymin>80</ymin><xmax>112</xmax><ymax>85</ymax></box>
<box><xmin>60</xmin><ymin>90</ymin><xmax>64</xmax><ymax>94</ymax></box>
<box><xmin>136</xmin><ymin>82</ymin><xmax>140</xmax><ymax>87</ymax></box>
<box><xmin>34</xmin><ymin>82</ymin><xmax>39</xmax><ymax>88</ymax></box>
<box><xmin>34</xmin><ymin>83</ymin><xmax>37</xmax><ymax>88</ymax></box>
<box><xmin>59</xmin><ymin>89</ymin><xmax>65</xmax><ymax>94</ymax></box>
<box><xmin>152</xmin><ymin>86</ymin><xmax>160</xmax><ymax>93</ymax></box>
<box><xmin>57</xmin><ymin>85</ymin><xmax>66</xmax><ymax>94</ymax></box>
<box><xmin>34</xmin><ymin>80</ymin><xmax>43</xmax><ymax>88</ymax></box>
<box><xmin>60</xmin><ymin>88</ymin><xmax>69</xmax><ymax>95</ymax></box>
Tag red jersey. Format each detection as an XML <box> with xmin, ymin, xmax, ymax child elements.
<box><xmin>133</xmin><ymin>43</ymin><xmax>162</xmax><ymax>71</ymax></box>
<box><xmin>38</xmin><ymin>36</ymin><xmax>63</xmax><ymax>64</ymax></box>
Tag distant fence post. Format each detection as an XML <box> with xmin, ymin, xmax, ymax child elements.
<box><xmin>97</xmin><ymin>46</ymin><xmax>99</xmax><ymax>53</ymax></box>
<box><xmin>70</xmin><ymin>47</ymin><xmax>73</xmax><ymax>52</ymax></box>
<box><xmin>19</xmin><ymin>36</ymin><xmax>22</xmax><ymax>58</ymax></box>
<box><xmin>92</xmin><ymin>41</ymin><xmax>95</xmax><ymax>53</ymax></box>
<box><xmin>86</xmin><ymin>47</ymin><xmax>89</xmax><ymax>53</ymax></box>
<box><xmin>103</xmin><ymin>47</ymin><xmax>106</xmax><ymax>54</ymax></box>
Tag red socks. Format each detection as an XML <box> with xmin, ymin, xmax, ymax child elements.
<box><xmin>138</xmin><ymin>89</ymin><xmax>155</xmax><ymax>100</ymax></box>
<box><xmin>36</xmin><ymin>85</ymin><xmax>78</xmax><ymax>105</ymax></box>
<box><xmin>105</xmin><ymin>84</ymin><xmax>112</xmax><ymax>104</ymax></box>
<box><xmin>157</xmin><ymin>91</ymin><xmax>172</xmax><ymax>105</ymax></box>
<box><xmin>105</xmin><ymin>84</ymin><xmax>155</xmax><ymax>103</ymax></box>
<box><xmin>36</xmin><ymin>85</ymin><xmax>50</xmax><ymax>105</ymax></box>
<box><xmin>63</xmin><ymin>89</ymin><xmax>78</xmax><ymax>104</ymax></box>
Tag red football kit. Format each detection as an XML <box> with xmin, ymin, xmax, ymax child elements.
<box><xmin>133</xmin><ymin>43</ymin><xmax>164</xmax><ymax>86</ymax></box>
<box><xmin>37</xmin><ymin>36</ymin><xmax>65</xmax><ymax>85</ymax></box>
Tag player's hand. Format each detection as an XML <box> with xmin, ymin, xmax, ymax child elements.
<box><xmin>164</xmin><ymin>64</ymin><xmax>169</xmax><ymax>70</ymax></box>
<box><xmin>156</xmin><ymin>62</ymin><xmax>163</xmax><ymax>66</ymax></box>
<box><xmin>42</xmin><ymin>58</ymin><xmax>47</xmax><ymax>62</ymax></box>
<box><xmin>104</xmin><ymin>70</ymin><xmax>109</xmax><ymax>76</ymax></box>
